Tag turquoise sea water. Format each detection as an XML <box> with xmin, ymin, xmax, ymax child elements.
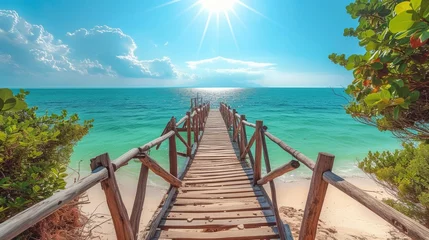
<box><xmin>25</xmin><ymin>88</ymin><xmax>400</xmax><ymax>185</ymax></box>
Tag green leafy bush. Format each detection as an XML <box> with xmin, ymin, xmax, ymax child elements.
<box><xmin>359</xmin><ymin>142</ymin><xmax>429</xmax><ymax>227</ymax></box>
<box><xmin>0</xmin><ymin>89</ymin><xmax>93</xmax><ymax>222</ymax></box>
<box><xmin>329</xmin><ymin>0</ymin><xmax>429</xmax><ymax>140</ymax></box>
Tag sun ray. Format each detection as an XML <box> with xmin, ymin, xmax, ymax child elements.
<box><xmin>178</xmin><ymin>0</ymin><xmax>203</xmax><ymax>16</ymax></box>
<box><xmin>198</xmin><ymin>13</ymin><xmax>213</xmax><ymax>54</ymax></box>
<box><xmin>224</xmin><ymin>12</ymin><xmax>239</xmax><ymax>50</ymax></box>
<box><xmin>230</xmin><ymin>8</ymin><xmax>246</xmax><ymax>29</ymax></box>
<box><xmin>147</xmin><ymin>0</ymin><xmax>181</xmax><ymax>12</ymax></box>
<box><xmin>236</xmin><ymin>0</ymin><xmax>283</xmax><ymax>28</ymax></box>
<box><xmin>183</xmin><ymin>7</ymin><xmax>204</xmax><ymax>33</ymax></box>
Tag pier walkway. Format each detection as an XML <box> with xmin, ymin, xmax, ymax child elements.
<box><xmin>150</xmin><ymin>110</ymin><xmax>291</xmax><ymax>239</ymax></box>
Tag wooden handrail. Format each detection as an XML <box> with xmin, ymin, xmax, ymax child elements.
<box><xmin>263</xmin><ymin>131</ymin><xmax>316</xmax><ymax>170</ymax></box>
<box><xmin>323</xmin><ymin>171</ymin><xmax>429</xmax><ymax>240</ymax></box>
<box><xmin>257</xmin><ymin>160</ymin><xmax>300</xmax><ymax>185</ymax></box>
<box><xmin>114</xmin><ymin>130</ymin><xmax>175</xmax><ymax>170</ymax></box>
<box><xmin>176</xmin><ymin>115</ymin><xmax>188</xmax><ymax>127</ymax></box>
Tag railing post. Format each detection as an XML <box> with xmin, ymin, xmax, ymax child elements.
<box><xmin>194</xmin><ymin>109</ymin><xmax>199</xmax><ymax>143</ymax></box>
<box><xmin>232</xmin><ymin>109</ymin><xmax>237</xmax><ymax>142</ymax></box>
<box><xmin>130</xmin><ymin>162</ymin><xmax>149</xmax><ymax>238</ymax></box>
<box><xmin>240</xmin><ymin>114</ymin><xmax>246</xmax><ymax>160</ymax></box>
<box><xmin>90</xmin><ymin>153</ymin><xmax>134</xmax><ymax>240</ymax></box>
<box><xmin>186</xmin><ymin>111</ymin><xmax>192</xmax><ymax>156</ymax></box>
<box><xmin>253</xmin><ymin>120</ymin><xmax>263</xmax><ymax>185</ymax></box>
<box><xmin>169</xmin><ymin>117</ymin><xmax>178</xmax><ymax>178</ymax></box>
<box><xmin>227</xmin><ymin>106</ymin><xmax>231</xmax><ymax>129</ymax></box>
<box><xmin>299</xmin><ymin>152</ymin><xmax>335</xmax><ymax>240</ymax></box>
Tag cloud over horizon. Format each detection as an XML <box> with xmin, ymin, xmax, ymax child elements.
<box><xmin>0</xmin><ymin>10</ymin><xmax>186</xmax><ymax>82</ymax></box>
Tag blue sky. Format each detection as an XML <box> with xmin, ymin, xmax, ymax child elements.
<box><xmin>0</xmin><ymin>0</ymin><xmax>360</xmax><ymax>87</ymax></box>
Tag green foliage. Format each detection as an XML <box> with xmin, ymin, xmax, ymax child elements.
<box><xmin>329</xmin><ymin>0</ymin><xmax>429</xmax><ymax>140</ymax></box>
<box><xmin>0</xmin><ymin>88</ymin><xmax>27</xmax><ymax>112</ymax></box>
<box><xmin>359</xmin><ymin>142</ymin><xmax>429</xmax><ymax>227</ymax></box>
<box><xmin>0</xmin><ymin>89</ymin><xmax>92</xmax><ymax>222</ymax></box>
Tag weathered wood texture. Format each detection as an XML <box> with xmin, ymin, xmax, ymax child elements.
<box><xmin>169</xmin><ymin>117</ymin><xmax>178</xmax><ymax>178</ymax></box>
<box><xmin>139</xmin><ymin>154</ymin><xmax>182</xmax><ymax>188</ymax></box>
<box><xmin>299</xmin><ymin>153</ymin><xmax>335</xmax><ymax>240</ymax></box>
<box><xmin>257</xmin><ymin>160</ymin><xmax>300</xmax><ymax>185</ymax></box>
<box><xmin>95</xmin><ymin>153</ymin><xmax>134</xmax><ymax>240</ymax></box>
<box><xmin>147</xmin><ymin>110</ymin><xmax>292</xmax><ymax>240</ymax></box>
<box><xmin>130</xmin><ymin>164</ymin><xmax>149</xmax><ymax>238</ymax></box>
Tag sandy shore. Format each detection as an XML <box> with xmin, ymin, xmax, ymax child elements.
<box><xmin>80</xmin><ymin>174</ymin><xmax>407</xmax><ymax>239</ymax></box>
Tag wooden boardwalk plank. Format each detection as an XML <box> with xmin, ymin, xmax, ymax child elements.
<box><xmin>155</xmin><ymin>227</ymin><xmax>280</xmax><ymax>239</ymax></box>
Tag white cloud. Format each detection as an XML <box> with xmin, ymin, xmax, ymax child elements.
<box><xmin>0</xmin><ymin>10</ymin><xmax>75</xmax><ymax>73</ymax></box>
<box><xmin>186</xmin><ymin>56</ymin><xmax>348</xmax><ymax>87</ymax></box>
<box><xmin>164</xmin><ymin>41</ymin><xmax>169</xmax><ymax>46</ymax></box>
<box><xmin>66</xmin><ymin>25</ymin><xmax>182</xmax><ymax>79</ymax></box>
<box><xmin>0</xmin><ymin>10</ymin><xmax>188</xmax><ymax>81</ymax></box>
<box><xmin>186</xmin><ymin>56</ymin><xmax>275</xmax><ymax>70</ymax></box>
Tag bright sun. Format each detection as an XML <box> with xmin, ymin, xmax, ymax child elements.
<box><xmin>200</xmin><ymin>0</ymin><xmax>236</xmax><ymax>13</ymax></box>
<box><xmin>151</xmin><ymin>0</ymin><xmax>269</xmax><ymax>53</ymax></box>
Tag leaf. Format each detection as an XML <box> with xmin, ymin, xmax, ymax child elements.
<box><xmin>0</xmin><ymin>131</ymin><xmax>6</xmax><ymax>141</ymax></box>
<box><xmin>371</xmin><ymin>62</ymin><xmax>384</xmax><ymax>70</ymax></box>
<box><xmin>393</xmin><ymin>106</ymin><xmax>400</xmax><ymax>119</ymax></box>
<box><xmin>364</xmin><ymin>29</ymin><xmax>375</xmax><ymax>38</ymax></box>
<box><xmin>2</xmin><ymin>98</ymin><xmax>16</xmax><ymax>111</ymax></box>
<box><xmin>393</xmin><ymin>98</ymin><xmax>405</xmax><ymax>104</ymax></box>
<box><xmin>0</xmin><ymin>88</ymin><xmax>13</xmax><ymax>101</ymax></box>
<box><xmin>394</xmin><ymin>79</ymin><xmax>405</xmax><ymax>88</ymax></box>
<box><xmin>410</xmin><ymin>90</ymin><xmax>420</xmax><ymax>101</ymax></box>
<box><xmin>11</xmin><ymin>99</ymin><xmax>27</xmax><ymax>111</ymax></box>
<box><xmin>389</xmin><ymin>12</ymin><xmax>415</xmax><ymax>33</ymax></box>
<box><xmin>32</xmin><ymin>185</ymin><xmax>41</xmax><ymax>193</ymax></box>
<box><xmin>381</xmin><ymin>89</ymin><xmax>391</xmax><ymax>100</ymax></box>
<box><xmin>398</xmin><ymin>62</ymin><xmax>407</xmax><ymax>73</ymax></box>
<box><xmin>420</xmin><ymin>30</ymin><xmax>429</xmax><ymax>42</ymax></box>
<box><xmin>365</xmin><ymin>92</ymin><xmax>382</xmax><ymax>106</ymax></box>
<box><xmin>411</xmin><ymin>0</ymin><xmax>422</xmax><ymax>11</ymax></box>
<box><xmin>395</xmin><ymin>1</ymin><xmax>412</xmax><ymax>14</ymax></box>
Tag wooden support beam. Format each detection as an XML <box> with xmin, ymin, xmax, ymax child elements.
<box><xmin>169</xmin><ymin>117</ymin><xmax>178</xmax><ymax>178</ymax></box>
<box><xmin>177</xmin><ymin>152</ymin><xmax>187</xmax><ymax>157</ymax></box>
<box><xmin>92</xmin><ymin>153</ymin><xmax>134</xmax><ymax>240</ymax></box>
<box><xmin>299</xmin><ymin>152</ymin><xmax>335</xmax><ymax>240</ymax></box>
<box><xmin>239</xmin><ymin>115</ymin><xmax>246</xmax><ymax>158</ymax></box>
<box><xmin>155</xmin><ymin>121</ymin><xmax>170</xmax><ymax>150</ymax></box>
<box><xmin>257</xmin><ymin>160</ymin><xmax>300</xmax><ymax>185</ymax></box>
<box><xmin>240</xmin><ymin>131</ymin><xmax>256</xmax><ymax>160</ymax></box>
<box><xmin>261</xmin><ymin>131</ymin><xmax>287</xmax><ymax>240</ymax></box>
<box><xmin>175</xmin><ymin>129</ymin><xmax>191</xmax><ymax>151</ymax></box>
<box><xmin>130</xmin><ymin>163</ymin><xmax>149</xmax><ymax>238</ymax></box>
<box><xmin>186</xmin><ymin>112</ymin><xmax>192</xmax><ymax>156</ymax></box>
<box><xmin>253</xmin><ymin>120</ymin><xmax>263</xmax><ymax>185</ymax></box>
<box><xmin>139</xmin><ymin>154</ymin><xmax>182</xmax><ymax>188</ymax></box>
<box><xmin>232</xmin><ymin>109</ymin><xmax>237</xmax><ymax>142</ymax></box>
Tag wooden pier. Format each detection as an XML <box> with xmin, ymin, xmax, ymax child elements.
<box><xmin>144</xmin><ymin>110</ymin><xmax>293</xmax><ymax>239</ymax></box>
<box><xmin>1</xmin><ymin>98</ymin><xmax>429</xmax><ymax>240</ymax></box>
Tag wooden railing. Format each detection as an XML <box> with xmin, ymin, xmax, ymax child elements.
<box><xmin>0</xmin><ymin>102</ymin><xmax>210</xmax><ymax>240</ymax></box>
<box><xmin>219</xmin><ymin>103</ymin><xmax>429</xmax><ymax>240</ymax></box>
